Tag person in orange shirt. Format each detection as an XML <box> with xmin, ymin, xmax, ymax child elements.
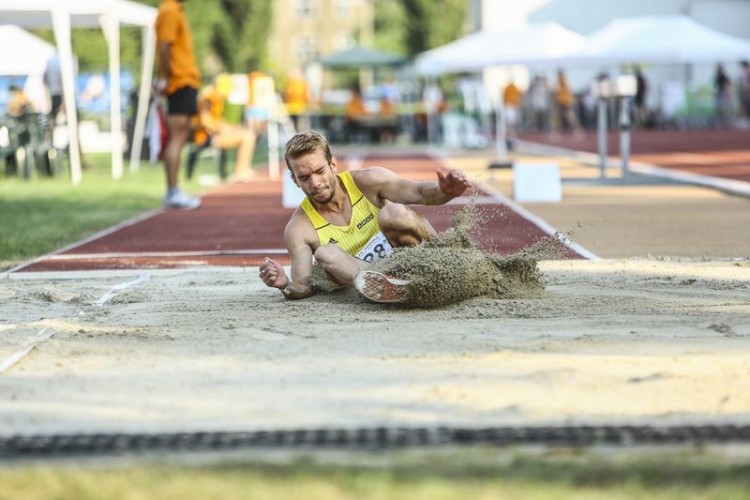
<box><xmin>156</xmin><ymin>0</ymin><xmax>201</xmax><ymax>209</ymax></box>
<box><xmin>502</xmin><ymin>80</ymin><xmax>522</xmax><ymax>147</ymax></box>
<box><xmin>554</xmin><ymin>69</ymin><xmax>583</xmax><ymax>137</ymax></box>
<box><xmin>345</xmin><ymin>85</ymin><xmax>367</xmax><ymax>143</ymax></box>
<box><xmin>190</xmin><ymin>75</ymin><xmax>257</xmax><ymax>180</ymax></box>
<box><xmin>283</xmin><ymin>69</ymin><xmax>310</xmax><ymax>132</ymax></box>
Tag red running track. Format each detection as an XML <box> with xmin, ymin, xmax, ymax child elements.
<box><xmin>15</xmin><ymin>154</ymin><xmax>586</xmax><ymax>272</ymax></box>
<box><xmin>519</xmin><ymin>129</ymin><xmax>750</xmax><ymax>182</ymax></box>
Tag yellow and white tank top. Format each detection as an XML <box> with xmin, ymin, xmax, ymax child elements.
<box><xmin>300</xmin><ymin>171</ymin><xmax>393</xmax><ymax>262</ymax></box>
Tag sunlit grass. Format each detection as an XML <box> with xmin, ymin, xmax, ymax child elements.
<box><xmin>1</xmin><ymin>450</ymin><xmax>749</xmax><ymax>500</ymax></box>
<box><xmin>0</xmin><ymin>153</ymin><xmax>206</xmax><ymax>270</ymax></box>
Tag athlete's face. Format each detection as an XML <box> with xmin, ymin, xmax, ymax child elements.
<box><xmin>288</xmin><ymin>151</ymin><xmax>337</xmax><ymax>204</ymax></box>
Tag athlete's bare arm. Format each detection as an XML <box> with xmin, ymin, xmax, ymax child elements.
<box><xmin>259</xmin><ymin>212</ymin><xmax>317</xmax><ymax>300</ymax></box>
<box><xmin>353</xmin><ymin>166</ymin><xmax>470</xmax><ymax>207</ymax></box>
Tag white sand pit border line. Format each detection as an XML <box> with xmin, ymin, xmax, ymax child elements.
<box><xmin>0</xmin><ymin>328</ymin><xmax>56</xmax><ymax>374</ymax></box>
<box><xmin>42</xmin><ymin>248</ymin><xmax>289</xmax><ymax>261</ymax></box>
<box><xmin>429</xmin><ymin>150</ymin><xmax>600</xmax><ymax>261</ymax></box>
<box><xmin>6</xmin><ymin>208</ymin><xmax>163</xmax><ymax>274</ymax></box>
<box><xmin>93</xmin><ymin>272</ymin><xmax>151</xmax><ymax>307</ymax></box>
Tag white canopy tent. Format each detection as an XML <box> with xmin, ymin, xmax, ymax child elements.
<box><xmin>414</xmin><ymin>22</ymin><xmax>586</xmax><ymax>76</ymax></box>
<box><xmin>558</xmin><ymin>15</ymin><xmax>750</xmax><ymax>66</ymax></box>
<box><xmin>0</xmin><ymin>25</ymin><xmax>56</xmax><ymax>112</ymax></box>
<box><xmin>0</xmin><ymin>25</ymin><xmax>55</xmax><ymax>76</ymax></box>
<box><xmin>0</xmin><ymin>0</ymin><xmax>157</xmax><ymax>184</ymax></box>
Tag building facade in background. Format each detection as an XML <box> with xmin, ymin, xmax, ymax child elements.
<box><xmin>267</xmin><ymin>0</ymin><xmax>374</xmax><ymax>76</ymax></box>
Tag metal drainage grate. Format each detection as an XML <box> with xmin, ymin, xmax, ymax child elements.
<box><xmin>2</xmin><ymin>425</ymin><xmax>750</xmax><ymax>459</ymax></box>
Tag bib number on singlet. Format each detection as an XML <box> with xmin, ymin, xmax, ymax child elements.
<box><xmin>356</xmin><ymin>232</ymin><xmax>394</xmax><ymax>262</ymax></box>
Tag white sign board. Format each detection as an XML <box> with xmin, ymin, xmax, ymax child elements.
<box><xmin>513</xmin><ymin>163</ymin><xmax>562</xmax><ymax>202</ymax></box>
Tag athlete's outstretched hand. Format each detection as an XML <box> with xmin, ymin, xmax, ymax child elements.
<box><xmin>259</xmin><ymin>257</ymin><xmax>288</xmax><ymax>289</ymax></box>
<box><xmin>437</xmin><ymin>169</ymin><xmax>471</xmax><ymax>198</ymax></box>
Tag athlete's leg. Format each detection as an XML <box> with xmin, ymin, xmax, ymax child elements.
<box><xmin>378</xmin><ymin>202</ymin><xmax>437</xmax><ymax>247</ymax></box>
<box><xmin>314</xmin><ymin>244</ymin><xmax>364</xmax><ymax>287</ymax></box>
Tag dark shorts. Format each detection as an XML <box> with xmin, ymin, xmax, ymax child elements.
<box><xmin>50</xmin><ymin>94</ymin><xmax>63</xmax><ymax>118</ymax></box>
<box><xmin>167</xmin><ymin>86</ymin><xmax>198</xmax><ymax>116</ymax></box>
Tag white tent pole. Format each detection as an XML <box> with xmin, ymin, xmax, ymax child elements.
<box><xmin>52</xmin><ymin>8</ymin><xmax>82</xmax><ymax>185</ymax></box>
<box><xmin>494</xmin><ymin>98</ymin><xmax>507</xmax><ymax>161</ymax></box>
<box><xmin>129</xmin><ymin>24</ymin><xmax>155</xmax><ymax>173</ymax></box>
<box><xmin>268</xmin><ymin>95</ymin><xmax>280</xmax><ymax>181</ymax></box>
<box><xmin>101</xmin><ymin>13</ymin><xmax>123</xmax><ymax>179</ymax></box>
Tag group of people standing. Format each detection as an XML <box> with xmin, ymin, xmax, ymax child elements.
<box><xmin>503</xmin><ymin>69</ymin><xmax>585</xmax><ymax>142</ymax></box>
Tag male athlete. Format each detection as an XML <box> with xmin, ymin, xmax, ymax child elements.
<box><xmin>259</xmin><ymin>131</ymin><xmax>471</xmax><ymax>302</ymax></box>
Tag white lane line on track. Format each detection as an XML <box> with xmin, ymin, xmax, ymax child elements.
<box><xmin>0</xmin><ymin>328</ymin><xmax>56</xmax><ymax>374</ymax></box>
<box><xmin>7</xmin><ymin>208</ymin><xmax>163</xmax><ymax>274</ymax></box>
<box><xmin>44</xmin><ymin>249</ymin><xmax>290</xmax><ymax>261</ymax></box>
<box><xmin>93</xmin><ymin>273</ymin><xmax>151</xmax><ymax>307</ymax></box>
<box><xmin>427</xmin><ymin>150</ymin><xmax>600</xmax><ymax>261</ymax></box>
<box><xmin>516</xmin><ymin>139</ymin><xmax>750</xmax><ymax>198</ymax></box>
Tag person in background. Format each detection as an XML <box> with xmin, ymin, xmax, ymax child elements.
<box><xmin>527</xmin><ymin>75</ymin><xmax>550</xmax><ymax>133</ymax></box>
<box><xmin>6</xmin><ymin>85</ymin><xmax>33</xmax><ymax>117</ymax></box>
<box><xmin>554</xmin><ymin>69</ymin><xmax>583</xmax><ymax>137</ymax></box>
<box><xmin>737</xmin><ymin>61</ymin><xmax>750</xmax><ymax>121</ymax></box>
<box><xmin>634</xmin><ymin>66</ymin><xmax>648</xmax><ymax>128</ymax></box>
<box><xmin>43</xmin><ymin>52</ymin><xmax>64</xmax><ymax>122</ymax></box>
<box><xmin>191</xmin><ymin>75</ymin><xmax>257</xmax><ymax>180</ymax></box>
<box><xmin>283</xmin><ymin>69</ymin><xmax>310</xmax><ymax>132</ymax></box>
<box><xmin>156</xmin><ymin>0</ymin><xmax>201</xmax><ymax>209</ymax></box>
<box><xmin>713</xmin><ymin>64</ymin><xmax>733</xmax><ymax>127</ymax></box>
<box><xmin>345</xmin><ymin>85</ymin><xmax>367</xmax><ymax>143</ymax></box>
<box><xmin>502</xmin><ymin>80</ymin><xmax>522</xmax><ymax>148</ymax></box>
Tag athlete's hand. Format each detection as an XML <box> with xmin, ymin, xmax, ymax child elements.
<box><xmin>259</xmin><ymin>257</ymin><xmax>288</xmax><ymax>289</ymax></box>
<box><xmin>437</xmin><ymin>169</ymin><xmax>471</xmax><ymax>198</ymax></box>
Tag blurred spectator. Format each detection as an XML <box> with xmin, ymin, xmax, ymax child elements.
<box><xmin>422</xmin><ymin>81</ymin><xmax>445</xmax><ymax>142</ymax></box>
<box><xmin>6</xmin><ymin>85</ymin><xmax>33</xmax><ymax>117</ymax></box>
<box><xmin>380</xmin><ymin>77</ymin><xmax>401</xmax><ymax>107</ymax></box>
<box><xmin>156</xmin><ymin>0</ymin><xmax>202</xmax><ymax>209</ymax></box>
<box><xmin>345</xmin><ymin>85</ymin><xmax>367</xmax><ymax>142</ymax></box>
<box><xmin>43</xmin><ymin>52</ymin><xmax>64</xmax><ymax>121</ymax></box>
<box><xmin>527</xmin><ymin>75</ymin><xmax>550</xmax><ymax>133</ymax></box>
<box><xmin>634</xmin><ymin>66</ymin><xmax>648</xmax><ymax>127</ymax></box>
<box><xmin>283</xmin><ymin>69</ymin><xmax>310</xmax><ymax>132</ymax></box>
<box><xmin>554</xmin><ymin>69</ymin><xmax>583</xmax><ymax>136</ymax></box>
<box><xmin>378</xmin><ymin>95</ymin><xmax>397</xmax><ymax>143</ymax></box>
<box><xmin>713</xmin><ymin>63</ymin><xmax>732</xmax><ymax>126</ymax></box>
<box><xmin>738</xmin><ymin>60</ymin><xmax>750</xmax><ymax>120</ymax></box>
<box><xmin>502</xmin><ymin>80</ymin><xmax>522</xmax><ymax>147</ymax></box>
<box><xmin>191</xmin><ymin>75</ymin><xmax>257</xmax><ymax>180</ymax></box>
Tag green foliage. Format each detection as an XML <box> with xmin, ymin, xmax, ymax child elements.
<box><xmin>183</xmin><ymin>0</ymin><xmax>272</xmax><ymax>76</ymax></box>
<box><xmin>27</xmin><ymin>1</ymin><xmax>463</xmax><ymax>82</ymax></box>
<box><xmin>374</xmin><ymin>0</ymin><xmax>467</xmax><ymax>57</ymax></box>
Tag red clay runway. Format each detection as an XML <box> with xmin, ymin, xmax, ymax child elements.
<box><xmin>15</xmin><ymin>154</ymin><xmax>585</xmax><ymax>272</ymax></box>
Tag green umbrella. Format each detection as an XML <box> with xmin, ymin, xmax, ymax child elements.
<box><xmin>317</xmin><ymin>46</ymin><xmax>407</xmax><ymax>68</ymax></box>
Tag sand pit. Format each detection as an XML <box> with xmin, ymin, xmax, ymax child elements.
<box><xmin>1</xmin><ymin>257</ymin><xmax>749</xmax><ymax>435</ymax></box>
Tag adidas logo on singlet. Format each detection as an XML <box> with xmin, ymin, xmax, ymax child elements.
<box><xmin>328</xmin><ymin>237</ymin><xmax>338</xmax><ymax>244</ymax></box>
<box><xmin>356</xmin><ymin>213</ymin><xmax>374</xmax><ymax>230</ymax></box>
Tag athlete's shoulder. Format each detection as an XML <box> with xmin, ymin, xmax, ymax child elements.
<box><xmin>351</xmin><ymin>165</ymin><xmax>394</xmax><ymax>184</ymax></box>
<box><xmin>284</xmin><ymin>208</ymin><xmax>317</xmax><ymax>245</ymax></box>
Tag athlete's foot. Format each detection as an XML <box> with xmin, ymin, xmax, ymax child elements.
<box><xmin>354</xmin><ymin>271</ymin><xmax>410</xmax><ymax>303</ymax></box>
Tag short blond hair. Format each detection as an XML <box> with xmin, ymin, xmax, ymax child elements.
<box><xmin>284</xmin><ymin>130</ymin><xmax>332</xmax><ymax>170</ymax></box>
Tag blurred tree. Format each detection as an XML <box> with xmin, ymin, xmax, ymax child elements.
<box><xmin>373</xmin><ymin>0</ymin><xmax>466</xmax><ymax>57</ymax></box>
